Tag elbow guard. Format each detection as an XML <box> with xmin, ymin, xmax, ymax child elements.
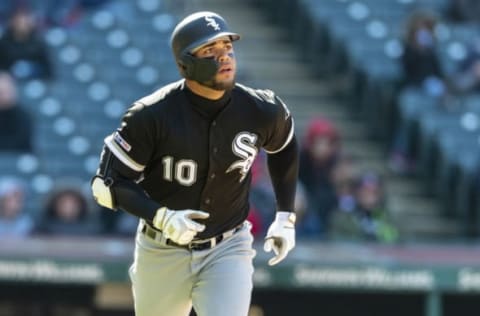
<box><xmin>92</xmin><ymin>146</ymin><xmax>118</xmax><ymax>210</ymax></box>
<box><xmin>91</xmin><ymin>176</ymin><xmax>116</xmax><ymax>210</ymax></box>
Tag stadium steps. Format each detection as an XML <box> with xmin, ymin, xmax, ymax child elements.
<box><xmin>196</xmin><ymin>0</ymin><xmax>463</xmax><ymax>240</ymax></box>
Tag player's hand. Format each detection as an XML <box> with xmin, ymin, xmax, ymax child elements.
<box><xmin>263</xmin><ymin>211</ymin><xmax>296</xmax><ymax>266</ymax></box>
<box><xmin>153</xmin><ymin>207</ymin><xmax>210</xmax><ymax>245</ymax></box>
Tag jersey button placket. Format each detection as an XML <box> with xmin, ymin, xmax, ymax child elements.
<box><xmin>204</xmin><ymin>198</ymin><xmax>211</xmax><ymax>205</ymax></box>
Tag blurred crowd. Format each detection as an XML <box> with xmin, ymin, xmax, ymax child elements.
<box><xmin>389</xmin><ymin>1</ymin><xmax>480</xmax><ymax>174</ymax></box>
<box><xmin>3</xmin><ymin>0</ymin><xmax>480</xmax><ymax>244</ymax></box>
<box><xmin>248</xmin><ymin>117</ymin><xmax>398</xmax><ymax>243</ymax></box>
<box><xmin>0</xmin><ymin>0</ymin><xmax>108</xmax><ymax>30</ymax></box>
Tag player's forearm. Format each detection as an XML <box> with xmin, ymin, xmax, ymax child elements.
<box><xmin>94</xmin><ymin>146</ymin><xmax>160</xmax><ymax>222</ymax></box>
<box><xmin>110</xmin><ymin>177</ymin><xmax>160</xmax><ymax>222</ymax></box>
<box><xmin>267</xmin><ymin>136</ymin><xmax>299</xmax><ymax>212</ymax></box>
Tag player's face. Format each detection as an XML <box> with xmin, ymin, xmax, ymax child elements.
<box><xmin>193</xmin><ymin>37</ymin><xmax>237</xmax><ymax>90</ymax></box>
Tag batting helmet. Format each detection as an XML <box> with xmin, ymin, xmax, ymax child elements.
<box><xmin>170</xmin><ymin>11</ymin><xmax>240</xmax><ymax>83</ymax></box>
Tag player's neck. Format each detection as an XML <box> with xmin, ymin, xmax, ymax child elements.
<box><xmin>185</xmin><ymin>80</ymin><xmax>225</xmax><ymax>100</ymax></box>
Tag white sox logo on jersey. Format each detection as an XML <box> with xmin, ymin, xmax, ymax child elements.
<box><xmin>205</xmin><ymin>16</ymin><xmax>220</xmax><ymax>31</ymax></box>
<box><xmin>226</xmin><ymin>132</ymin><xmax>258</xmax><ymax>182</ymax></box>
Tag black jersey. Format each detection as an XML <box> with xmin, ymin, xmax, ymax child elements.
<box><xmin>102</xmin><ymin>79</ymin><xmax>294</xmax><ymax>238</ymax></box>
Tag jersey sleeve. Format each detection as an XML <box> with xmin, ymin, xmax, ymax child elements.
<box><xmin>104</xmin><ymin>102</ymin><xmax>155</xmax><ymax>173</ymax></box>
<box><xmin>263</xmin><ymin>95</ymin><xmax>295</xmax><ymax>154</ymax></box>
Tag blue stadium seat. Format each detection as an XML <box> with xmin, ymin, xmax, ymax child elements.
<box><xmin>360</xmin><ymin>0</ymin><xmax>416</xmax><ymax>17</ymax></box>
<box><xmin>463</xmin><ymin>93</ymin><xmax>480</xmax><ymax>114</ymax></box>
<box><xmin>293</xmin><ymin>0</ymin><xmax>350</xmax><ymax>71</ymax></box>
<box><xmin>453</xmin><ymin>148</ymin><xmax>480</xmax><ymax>234</ymax></box>
<box><xmin>431</xmin><ymin>128</ymin><xmax>480</xmax><ymax>215</ymax></box>
<box><xmin>416</xmin><ymin>109</ymin><xmax>463</xmax><ymax>190</ymax></box>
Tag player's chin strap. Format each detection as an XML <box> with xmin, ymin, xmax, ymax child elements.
<box><xmin>264</xmin><ymin>211</ymin><xmax>296</xmax><ymax>266</ymax></box>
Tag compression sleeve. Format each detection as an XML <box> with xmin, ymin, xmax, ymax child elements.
<box><xmin>96</xmin><ymin>146</ymin><xmax>160</xmax><ymax>222</ymax></box>
<box><xmin>110</xmin><ymin>173</ymin><xmax>161</xmax><ymax>222</ymax></box>
<box><xmin>266</xmin><ymin>135</ymin><xmax>299</xmax><ymax>212</ymax></box>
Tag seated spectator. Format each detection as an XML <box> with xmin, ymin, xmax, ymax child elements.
<box><xmin>248</xmin><ymin>151</ymin><xmax>325</xmax><ymax>239</ymax></box>
<box><xmin>0</xmin><ymin>176</ymin><xmax>34</xmax><ymax>238</ymax></box>
<box><xmin>0</xmin><ymin>2</ymin><xmax>15</xmax><ymax>28</ymax></box>
<box><xmin>27</xmin><ymin>0</ymin><xmax>81</xmax><ymax>28</ymax></box>
<box><xmin>36</xmin><ymin>182</ymin><xmax>100</xmax><ymax>236</ymax></box>
<box><xmin>27</xmin><ymin>0</ymin><xmax>110</xmax><ymax>28</ymax></box>
<box><xmin>99</xmin><ymin>205</ymin><xmax>138</xmax><ymax>236</ymax></box>
<box><xmin>246</xmin><ymin>205</ymin><xmax>265</xmax><ymax>238</ymax></box>
<box><xmin>450</xmin><ymin>36</ymin><xmax>480</xmax><ymax>95</ymax></box>
<box><xmin>299</xmin><ymin>117</ymin><xmax>342</xmax><ymax>236</ymax></box>
<box><xmin>448</xmin><ymin>0</ymin><xmax>480</xmax><ymax>22</ymax></box>
<box><xmin>331</xmin><ymin>154</ymin><xmax>358</xmax><ymax>214</ymax></box>
<box><xmin>401</xmin><ymin>10</ymin><xmax>446</xmax><ymax>95</ymax></box>
<box><xmin>0</xmin><ymin>71</ymin><xmax>33</xmax><ymax>153</ymax></box>
<box><xmin>330</xmin><ymin>171</ymin><xmax>399</xmax><ymax>243</ymax></box>
<box><xmin>295</xmin><ymin>181</ymin><xmax>323</xmax><ymax>239</ymax></box>
<box><xmin>0</xmin><ymin>8</ymin><xmax>53</xmax><ymax>80</ymax></box>
<box><xmin>249</xmin><ymin>150</ymin><xmax>275</xmax><ymax>237</ymax></box>
<box><xmin>389</xmin><ymin>10</ymin><xmax>447</xmax><ymax>174</ymax></box>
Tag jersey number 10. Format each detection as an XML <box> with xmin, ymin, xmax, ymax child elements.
<box><xmin>162</xmin><ymin>156</ymin><xmax>197</xmax><ymax>186</ymax></box>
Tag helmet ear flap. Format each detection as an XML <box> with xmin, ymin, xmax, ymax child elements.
<box><xmin>178</xmin><ymin>54</ymin><xmax>219</xmax><ymax>82</ymax></box>
<box><xmin>178</xmin><ymin>54</ymin><xmax>195</xmax><ymax>78</ymax></box>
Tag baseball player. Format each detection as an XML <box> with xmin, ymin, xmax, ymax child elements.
<box><xmin>91</xmin><ymin>11</ymin><xmax>299</xmax><ymax>316</ymax></box>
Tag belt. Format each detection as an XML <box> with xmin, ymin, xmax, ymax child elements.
<box><xmin>141</xmin><ymin>222</ymin><xmax>243</xmax><ymax>251</ymax></box>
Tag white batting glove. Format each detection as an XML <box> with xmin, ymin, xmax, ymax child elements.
<box><xmin>153</xmin><ymin>207</ymin><xmax>210</xmax><ymax>245</ymax></box>
<box><xmin>264</xmin><ymin>211</ymin><xmax>296</xmax><ymax>266</ymax></box>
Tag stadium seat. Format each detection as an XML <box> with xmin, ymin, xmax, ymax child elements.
<box><xmin>449</xmin><ymin>146</ymin><xmax>480</xmax><ymax>235</ymax></box>
<box><xmin>416</xmin><ymin>109</ymin><xmax>463</xmax><ymax>191</ymax></box>
<box><xmin>431</xmin><ymin>128</ymin><xmax>480</xmax><ymax>215</ymax></box>
<box><xmin>292</xmin><ymin>0</ymin><xmax>350</xmax><ymax>70</ymax></box>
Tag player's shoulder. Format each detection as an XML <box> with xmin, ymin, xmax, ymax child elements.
<box><xmin>135</xmin><ymin>79</ymin><xmax>184</xmax><ymax>108</ymax></box>
<box><xmin>233</xmin><ymin>83</ymin><xmax>278</xmax><ymax>105</ymax></box>
<box><xmin>233</xmin><ymin>83</ymin><xmax>291</xmax><ymax>116</ymax></box>
<box><xmin>122</xmin><ymin>80</ymin><xmax>183</xmax><ymax>122</ymax></box>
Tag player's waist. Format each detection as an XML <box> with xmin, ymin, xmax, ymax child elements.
<box><xmin>140</xmin><ymin>220</ymin><xmax>245</xmax><ymax>251</ymax></box>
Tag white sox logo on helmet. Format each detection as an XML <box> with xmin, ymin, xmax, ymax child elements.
<box><xmin>226</xmin><ymin>132</ymin><xmax>258</xmax><ymax>182</ymax></box>
<box><xmin>205</xmin><ymin>15</ymin><xmax>220</xmax><ymax>31</ymax></box>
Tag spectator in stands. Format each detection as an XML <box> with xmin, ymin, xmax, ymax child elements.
<box><xmin>27</xmin><ymin>0</ymin><xmax>82</xmax><ymax>28</ymax></box>
<box><xmin>36</xmin><ymin>182</ymin><xmax>100</xmax><ymax>236</ymax></box>
<box><xmin>0</xmin><ymin>176</ymin><xmax>34</xmax><ymax>238</ymax></box>
<box><xmin>401</xmin><ymin>10</ymin><xmax>446</xmax><ymax>96</ymax></box>
<box><xmin>299</xmin><ymin>117</ymin><xmax>341</xmax><ymax>236</ymax></box>
<box><xmin>0</xmin><ymin>71</ymin><xmax>33</xmax><ymax>153</ymax></box>
<box><xmin>448</xmin><ymin>0</ymin><xmax>480</xmax><ymax>22</ymax></box>
<box><xmin>450</xmin><ymin>36</ymin><xmax>480</xmax><ymax>95</ymax></box>
<box><xmin>389</xmin><ymin>10</ymin><xmax>447</xmax><ymax>174</ymax></box>
<box><xmin>330</xmin><ymin>171</ymin><xmax>398</xmax><ymax>243</ymax></box>
<box><xmin>248</xmin><ymin>151</ymin><xmax>275</xmax><ymax>237</ymax></box>
<box><xmin>0</xmin><ymin>2</ymin><xmax>14</xmax><ymax>27</ymax></box>
<box><xmin>31</xmin><ymin>0</ymin><xmax>112</xmax><ymax>28</ymax></box>
<box><xmin>99</xmin><ymin>205</ymin><xmax>138</xmax><ymax>236</ymax></box>
<box><xmin>295</xmin><ymin>181</ymin><xmax>322</xmax><ymax>239</ymax></box>
<box><xmin>0</xmin><ymin>7</ymin><xmax>53</xmax><ymax>80</ymax></box>
<box><xmin>248</xmin><ymin>153</ymin><xmax>323</xmax><ymax>239</ymax></box>
<box><xmin>0</xmin><ymin>0</ymin><xmax>108</xmax><ymax>29</ymax></box>
<box><xmin>331</xmin><ymin>154</ymin><xmax>358</xmax><ymax>214</ymax></box>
